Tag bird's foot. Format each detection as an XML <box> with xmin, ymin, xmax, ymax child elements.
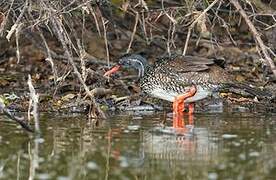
<box><xmin>173</xmin><ymin>85</ymin><xmax>197</xmax><ymax>114</ymax></box>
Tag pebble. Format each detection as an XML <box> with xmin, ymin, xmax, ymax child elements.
<box><xmin>222</xmin><ymin>134</ymin><xmax>238</xmax><ymax>139</ymax></box>
<box><xmin>87</xmin><ymin>162</ymin><xmax>99</xmax><ymax>170</ymax></box>
<box><xmin>208</xmin><ymin>172</ymin><xmax>218</xmax><ymax>180</ymax></box>
<box><xmin>249</xmin><ymin>151</ymin><xmax>260</xmax><ymax>157</ymax></box>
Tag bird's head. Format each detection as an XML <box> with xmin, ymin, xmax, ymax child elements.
<box><xmin>104</xmin><ymin>54</ymin><xmax>148</xmax><ymax>78</ymax></box>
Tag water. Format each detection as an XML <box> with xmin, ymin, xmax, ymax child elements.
<box><xmin>0</xmin><ymin>112</ymin><xmax>276</xmax><ymax>180</ymax></box>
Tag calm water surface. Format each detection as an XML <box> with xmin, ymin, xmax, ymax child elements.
<box><xmin>0</xmin><ymin>112</ymin><xmax>276</xmax><ymax>180</ymax></box>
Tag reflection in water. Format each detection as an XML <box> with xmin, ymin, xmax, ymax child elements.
<box><xmin>0</xmin><ymin>113</ymin><xmax>276</xmax><ymax>179</ymax></box>
<box><xmin>144</xmin><ymin>112</ymin><xmax>217</xmax><ymax>162</ymax></box>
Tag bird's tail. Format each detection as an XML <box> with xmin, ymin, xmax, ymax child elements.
<box><xmin>218</xmin><ymin>83</ymin><xmax>274</xmax><ymax>100</ymax></box>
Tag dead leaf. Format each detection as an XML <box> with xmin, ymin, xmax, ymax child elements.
<box><xmin>61</xmin><ymin>94</ymin><xmax>76</xmax><ymax>101</ymax></box>
<box><xmin>121</xmin><ymin>1</ymin><xmax>129</xmax><ymax>12</ymax></box>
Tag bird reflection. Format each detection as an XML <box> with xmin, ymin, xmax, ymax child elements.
<box><xmin>172</xmin><ymin>111</ymin><xmax>194</xmax><ymax>135</ymax></box>
<box><xmin>143</xmin><ymin>111</ymin><xmax>217</xmax><ymax>162</ymax></box>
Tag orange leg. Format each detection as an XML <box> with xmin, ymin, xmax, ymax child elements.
<box><xmin>188</xmin><ymin>112</ymin><xmax>194</xmax><ymax>125</ymax></box>
<box><xmin>173</xmin><ymin>111</ymin><xmax>186</xmax><ymax>135</ymax></box>
<box><xmin>173</xmin><ymin>111</ymin><xmax>184</xmax><ymax>128</ymax></box>
<box><xmin>188</xmin><ymin>103</ymin><xmax>195</xmax><ymax>114</ymax></box>
<box><xmin>173</xmin><ymin>110</ymin><xmax>194</xmax><ymax>134</ymax></box>
<box><xmin>173</xmin><ymin>86</ymin><xmax>197</xmax><ymax>114</ymax></box>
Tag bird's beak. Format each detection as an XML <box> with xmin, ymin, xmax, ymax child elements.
<box><xmin>104</xmin><ymin>65</ymin><xmax>121</xmax><ymax>76</ymax></box>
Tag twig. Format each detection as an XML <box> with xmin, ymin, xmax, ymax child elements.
<box><xmin>230</xmin><ymin>0</ymin><xmax>276</xmax><ymax>78</ymax></box>
<box><xmin>182</xmin><ymin>0</ymin><xmax>220</xmax><ymax>55</ymax></box>
<box><xmin>53</xmin><ymin>53</ymin><xmax>114</xmax><ymax>66</ymax></box>
<box><xmin>161</xmin><ymin>0</ymin><xmax>177</xmax><ymax>24</ymax></box>
<box><xmin>101</xmin><ymin>16</ymin><xmax>110</xmax><ymax>67</ymax></box>
<box><xmin>15</xmin><ymin>23</ymin><xmax>22</xmax><ymax>63</ymax></box>
<box><xmin>0</xmin><ymin>100</ymin><xmax>33</xmax><ymax>132</ymax></box>
<box><xmin>5</xmin><ymin>0</ymin><xmax>28</xmax><ymax>41</ymax></box>
<box><xmin>89</xmin><ymin>4</ymin><xmax>102</xmax><ymax>37</ymax></box>
<box><xmin>166</xmin><ymin>11</ymin><xmax>176</xmax><ymax>55</ymax></box>
<box><xmin>0</xmin><ymin>0</ymin><xmax>14</xmax><ymax>36</ymax></box>
<box><xmin>37</xmin><ymin>28</ymin><xmax>58</xmax><ymax>83</ymax></box>
<box><xmin>141</xmin><ymin>11</ymin><xmax>149</xmax><ymax>43</ymax></box>
<box><xmin>51</xmin><ymin>17</ymin><xmax>106</xmax><ymax>119</ymax></box>
<box><xmin>264</xmin><ymin>22</ymin><xmax>276</xmax><ymax>31</ymax></box>
<box><xmin>127</xmin><ymin>11</ymin><xmax>139</xmax><ymax>53</ymax></box>
<box><xmin>140</xmin><ymin>0</ymin><xmax>149</xmax><ymax>11</ymax></box>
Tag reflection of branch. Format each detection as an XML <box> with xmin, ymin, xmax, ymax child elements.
<box><xmin>0</xmin><ymin>101</ymin><xmax>33</xmax><ymax>132</ymax></box>
<box><xmin>105</xmin><ymin>129</ymin><xmax>111</xmax><ymax>180</ymax></box>
<box><xmin>16</xmin><ymin>151</ymin><xmax>21</xmax><ymax>180</ymax></box>
<box><xmin>3</xmin><ymin>109</ymin><xmax>33</xmax><ymax>132</ymax></box>
<box><xmin>28</xmin><ymin>75</ymin><xmax>40</xmax><ymax>133</ymax></box>
<box><xmin>28</xmin><ymin>138</ymin><xmax>40</xmax><ymax>180</ymax></box>
<box><xmin>230</xmin><ymin>0</ymin><xmax>276</xmax><ymax>78</ymax></box>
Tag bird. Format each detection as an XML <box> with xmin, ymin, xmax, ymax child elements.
<box><xmin>104</xmin><ymin>54</ymin><xmax>269</xmax><ymax>114</ymax></box>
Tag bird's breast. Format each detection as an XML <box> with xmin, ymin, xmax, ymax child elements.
<box><xmin>142</xmin><ymin>83</ymin><xmax>211</xmax><ymax>103</ymax></box>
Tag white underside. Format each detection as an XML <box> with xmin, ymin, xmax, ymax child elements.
<box><xmin>149</xmin><ymin>85</ymin><xmax>211</xmax><ymax>103</ymax></box>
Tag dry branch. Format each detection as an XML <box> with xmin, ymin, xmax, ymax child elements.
<box><xmin>51</xmin><ymin>17</ymin><xmax>106</xmax><ymax>119</ymax></box>
<box><xmin>101</xmin><ymin>14</ymin><xmax>110</xmax><ymax>67</ymax></box>
<box><xmin>127</xmin><ymin>11</ymin><xmax>139</xmax><ymax>53</ymax></box>
<box><xmin>0</xmin><ymin>100</ymin><xmax>33</xmax><ymax>132</ymax></box>
<box><xmin>230</xmin><ymin>0</ymin><xmax>276</xmax><ymax>77</ymax></box>
<box><xmin>182</xmin><ymin>0</ymin><xmax>220</xmax><ymax>55</ymax></box>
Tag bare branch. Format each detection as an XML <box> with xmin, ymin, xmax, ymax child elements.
<box><xmin>127</xmin><ymin>11</ymin><xmax>139</xmax><ymax>54</ymax></box>
<box><xmin>51</xmin><ymin>17</ymin><xmax>106</xmax><ymax>119</ymax></box>
<box><xmin>230</xmin><ymin>0</ymin><xmax>276</xmax><ymax>77</ymax></box>
<box><xmin>182</xmin><ymin>0</ymin><xmax>220</xmax><ymax>55</ymax></box>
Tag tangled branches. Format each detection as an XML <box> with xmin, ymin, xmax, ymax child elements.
<box><xmin>0</xmin><ymin>0</ymin><xmax>276</xmax><ymax>120</ymax></box>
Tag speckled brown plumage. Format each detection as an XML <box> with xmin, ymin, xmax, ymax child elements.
<box><xmin>140</xmin><ymin>55</ymin><xmax>232</xmax><ymax>102</ymax></box>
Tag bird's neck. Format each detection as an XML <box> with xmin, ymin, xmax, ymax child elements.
<box><xmin>133</xmin><ymin>59</ymin><xmax>149</xmax><ymax>79</ymax></box>
<box><xmin>137</xmin><ymin>64</ymin><xmax>147</xmax><ymax>78</ymax></box>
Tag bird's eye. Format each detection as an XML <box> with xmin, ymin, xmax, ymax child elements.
<box><xmin>123</xmin><ymin>60</ymin><xmax>130</xmax><ymax>66</ymax></box>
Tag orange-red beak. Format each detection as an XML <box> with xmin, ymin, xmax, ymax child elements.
<box><xmin>104</xmin><ymin>65</ymin><xmax>121</xmax><ymax>76</ymax></box>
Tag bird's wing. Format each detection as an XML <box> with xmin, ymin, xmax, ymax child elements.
<box><xmin>166</xmin><ymin>56</ymin><xmax>215</xmax><ymax>73</ymax></box>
